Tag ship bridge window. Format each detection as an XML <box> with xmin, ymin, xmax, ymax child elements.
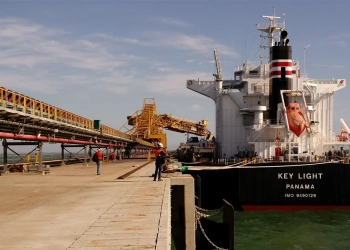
<box><xmin>292</xmin><ymin>70</ymin><xmax>296</xmax><ymax>74</ymax></box>
<box><xmin>235</xmin><ymin>71</ymin><xmax>243</xmax><ymax>81</ymax></box>
<box><xmin>249</xmin><ymin>70</ymin><xmax>258</xmax><ymax>75</ymax></box>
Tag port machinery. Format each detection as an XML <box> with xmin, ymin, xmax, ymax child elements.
<box><xmin>0</xmin><ymin>86</ymin><xmax>154</xmax><ymax>173</ymax></box>
<box><xmin>119</xmin><ymin>98</ymin><xmax>212</xmax><ymax>148</ymax></box>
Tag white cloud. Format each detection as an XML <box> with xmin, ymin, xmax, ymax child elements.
<box><xmin>186</xmin><ymin>59</ymin><xmax>194</xmax><ymax>63</ymax></box>
<box><xmin>312</xmin><ymin>64</ymin><xmax>345</xmax><ymax>69</ymax></box>
<box><xmin>157</xmin><ymin>67</ymin><xmax>176</xmax><ymax>72</ymax></box>
<box><xmin>191</xmin><ymin>104</ymin><xmax>201</xmax><ymax>111</ymax></box>
<box><xmin>0</xmin><ymin>72</ymin><xmax>62</xmax><ymax>94</ymax></box>
<box><xmin>152</xmin><ymin>17</ymin><xmax>191</xmax><ymax>27</ymax></box>
<box><xmin>93</xmin><ymin>34</ymin><xmax>149</xmax><ymax>46</ymax></box>
<box><xmin>0</xmin><ymin>19</ymin><xmax>129</xmax><ymax>72</ymax></box>
<box><xmin>142</xmin><ymin>31</ymin><xmax>239</xmax><ymax>57</ymax></box>
<box><xmin>143</xmin><ymin>71</ymin><xmax>214</xmax><ymax>96</ymax></box>
<box><xmin>98</xmin><ymin>31</ymin><xmax>238</xmax><ymax>57</ymax></box>
<box><xmin>322</xmin><ymin>32</ymin><xmax>350</xmax><ymax>48</ymax></box>
<box><xmin>0</xmin><ymin>18</ymin><xmax>233</xmax><ymax>97</ymax></box>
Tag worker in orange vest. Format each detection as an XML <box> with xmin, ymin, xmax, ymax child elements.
<box><xmin>94</xmin><ymin>148</ymin><xmax>104</xmax><ymax>175</ymax></box>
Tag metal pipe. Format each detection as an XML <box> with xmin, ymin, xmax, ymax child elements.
<box><xmin>0</xmin><ymin>132</ymin><xmax>113</xmax><ymax>146</ymax></box>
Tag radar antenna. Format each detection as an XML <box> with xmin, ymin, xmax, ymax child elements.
<box><xmin>257</xmin><ymin>7</ymin><xmax>285</xmax><ymax>64</ymax></box>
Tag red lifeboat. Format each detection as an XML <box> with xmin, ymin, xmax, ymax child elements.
<box><xmin>286</xmin><ymin>103</ymin><xmax>306</xmax><ymax>137</ymax></box>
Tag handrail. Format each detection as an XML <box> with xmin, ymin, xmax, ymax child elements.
<box><xmin>0</xmin><ymin>86</ymin><xmax>153</xmax><ymax>147</ymax></box>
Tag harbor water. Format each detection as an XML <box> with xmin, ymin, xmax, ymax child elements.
<box><xmin>197</xmin><ymin>210</ymin><xmax>350</xmax><ymax>250</ymax></box>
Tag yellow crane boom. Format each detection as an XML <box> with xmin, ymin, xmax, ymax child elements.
<box><xmin>119</xmin><ymin>98</ymin><xmax>211</xmax><ymax>148</ymax></box>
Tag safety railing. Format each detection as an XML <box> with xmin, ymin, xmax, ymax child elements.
<box><xmin>0</xmin><ymin>86</ymin><xmax>146</xmax><ymax>144</ymax></box>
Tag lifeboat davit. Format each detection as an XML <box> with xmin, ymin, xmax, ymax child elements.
<box><xmin>286</xmin><ymin>103</ymin><xmax>306</xmax><ymax>137</ymax></box>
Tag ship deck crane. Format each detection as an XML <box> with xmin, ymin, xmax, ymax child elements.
<box><xmin>213</xmin><ymin>50</ymin><xmax>224</xmax><ymax>91</ymax></box>
<box><xmin>119</xmin><ymin>98</ymin><xmax>212</xmax><ymax>148</ymax></box>
<box><xmin>213</xmin><ymin>50</ymin><xmax>223</xmax><ymax>81</ymax></box>
<box><xmin>337</xmin><ymin>118</ymin><xmax>350</xmax><ymax>141</ymax></box>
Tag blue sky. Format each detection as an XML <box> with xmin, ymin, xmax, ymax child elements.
<box><xmin>0</xmin><ymin>0</ymin><xmax>349</xmax><ymax>152</ymax></box>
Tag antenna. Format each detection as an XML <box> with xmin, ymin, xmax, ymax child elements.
<box><xmin>245</xmin><ymin>36</ymin><xmax>247</xmax><ymax>64</ymax></box>
<box><xmin>259</xmin><ymin>8</ymin><xmax>284</xmax><ymax>65</ymax></box>
<box><xmin>303</xmin><ymin>43</ymin><xmax>311</xmax><ymax>77</ymax></box>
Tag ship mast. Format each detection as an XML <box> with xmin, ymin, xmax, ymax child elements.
<box><xmin>257</xmin><ymin>7</ymin><xmax>285</xmax><ymax>65</ymax></box>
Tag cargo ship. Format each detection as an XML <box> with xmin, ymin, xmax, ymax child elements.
<box><xmin>184</xmin><ymin>9</ymin><xmax>350</xmax><ymax>210</ymax></box>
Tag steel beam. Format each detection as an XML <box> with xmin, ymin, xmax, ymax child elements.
<box><xmin>3</xmin><ymin>139</ymin><xmax>7</xmax><ymax>172</ymax></box>
<box><xmin>84</xmin><ymin>145</ymin><xmax>87</xmax><ymax>167</ymax></box>
<box><xmin>38</xmin><ymin>142</ymin><xmax>43</xmax><ymax>171</ymax></box>
<box><xmin>4</xmin><ymin>142</ymin><xmax>39</xmax><ymax>146</ymax></box>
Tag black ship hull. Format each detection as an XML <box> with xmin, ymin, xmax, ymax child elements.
<box><xmin>187</xmin><ymin>162</ymin><xmax>350</xmax><ymax>210</ymax></box>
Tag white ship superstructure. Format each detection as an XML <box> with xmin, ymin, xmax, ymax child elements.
<box><xmin>186</xmin><ymin>10</ymin><xmax>347</xmax><ymax>161</ymax></box>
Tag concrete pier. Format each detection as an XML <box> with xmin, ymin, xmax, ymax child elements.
<box><xmin>0</xmin><ymin>160</ymin><xmax>172</xmax><ymax>250</ymax></box>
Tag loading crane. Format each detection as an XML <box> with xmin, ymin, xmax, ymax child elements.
<box><xmin>213</xmin><ymin>49</ymin><xmax>223</xmax><ymax>81</ymax></box>
<box><xmin>119</xmin><ymin>98</ymin><xmax>212</xmax><ymax>148</ymax></box>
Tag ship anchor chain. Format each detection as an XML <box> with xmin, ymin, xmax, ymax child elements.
<box><xmin>195</xmin><ymin>205</ymin><xmax>228</xmax><ymax>250</ymax></box>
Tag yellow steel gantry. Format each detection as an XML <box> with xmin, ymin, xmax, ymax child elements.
<box><xmin>119</xmin><ymin>98</ymin><xmax>211</xmax><ymax>148</ymax></box>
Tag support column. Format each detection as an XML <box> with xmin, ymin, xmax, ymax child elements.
<box><xmin>61</xmin><ymin>143</ymin><xmax>65</xmax><ymax>166</ymax></box>
<box><xmin>106</xmin><ymin>147</ymin><xmax>109</xmax><ymax>163</ymax></box>
<box><xmin>84</xmin><ymin>145</ymin><xmax>88</xmax><ymax>167</ymax></box>
<box><xmin>3</xmin><ymin>139</ymin><xmax>8</xmax><ymax>172</ymax></box>
<box><xmin>38</xmin><ymin>142</ymin><xmax>43</xmax><ymax>171</ymax></box>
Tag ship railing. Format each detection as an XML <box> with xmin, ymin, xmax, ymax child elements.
<box><xmin>333</xmin><ymin>136</ymin><xmax>349</xmax><ymax>142</ymax></box>
<box><xmin>0</xmin><ymin>86</ymin><xmax>153</xmax><ymax>146</ymax></box>
<box><xmin>233</xmin><ymin>70</ymin><xmax>269</xmax><ymax>79</ymax></box>
<box><xmin>242</xmin><ymin>73</ymin><xmax>268</xmax><ymax>78</ymax></box>
<box><xmin>305</xmin><ymin>79</ymin><xmax>338</xmax><ymax>85</ymax></box>
<box><xmin>311</xmin><ymin>90</ymin><xmax>333</xmax><ymax>107</ymax></box>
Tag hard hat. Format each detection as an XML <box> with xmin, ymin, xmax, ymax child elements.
<box><xmin>97</xmin><ymin>148</ymin><xmax>101</xmax><ymax>151</ymax></box>
<box><xmin>158</xmin><ymin>143</ymin><xmax>163</xmax><ymax>148</ymax></box>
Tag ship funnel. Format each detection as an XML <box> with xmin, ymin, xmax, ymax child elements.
<box><xmin>280</xmin><ymin>30</ymin><xmax>289</xmax><ymax>46</ymax></box>
<box><xmin>280</xmin><ymin>30</ymin><xmax>288</xmax><ymax>39</ymax></box>
<box><xmin>269</xmin><ymin>28</ymin><xmax>292</xmax><ymax>122</ymax></box>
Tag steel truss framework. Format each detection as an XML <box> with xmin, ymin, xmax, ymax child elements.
<box><xmin>0</xmin><ymin>87</ymin><xmax>155</xmax><ymax>173</ymax></box>
<box><xmin>120</xmin><ymin>98</ymin><xmax>212</xmax><ymax>148</ymax></box>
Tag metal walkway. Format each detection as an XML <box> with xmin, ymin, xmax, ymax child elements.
<box><xmin>0</xmin><ymin>86</ymin><xmax>154</xmax><ymax>147</ymax></box>
<box><xmin>0</xmin><ymin>86</ymin><xmax>155</xmax><ymax>173</ymax></box>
